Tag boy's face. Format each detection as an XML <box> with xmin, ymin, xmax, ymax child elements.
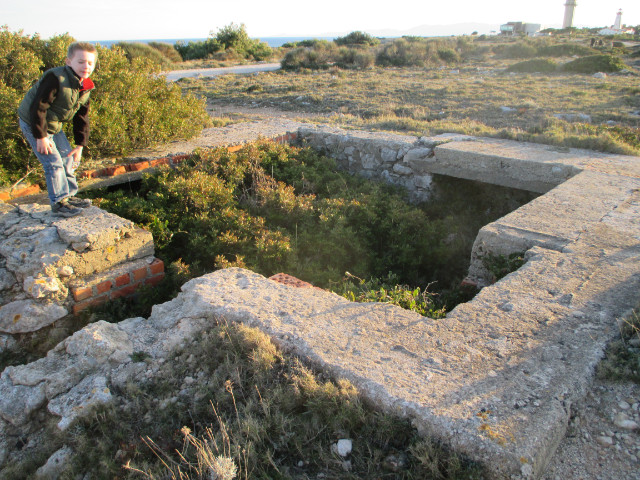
<box><xmin>66</xmin><ymin>50</ymin><xmax>96</xmax><ymax>79</ymax></box>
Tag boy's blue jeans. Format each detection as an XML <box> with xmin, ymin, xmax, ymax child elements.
<box><xmin>19</xmin><ymin>118</ymin><xmax>78</xmax><ymax>205</ymax></box>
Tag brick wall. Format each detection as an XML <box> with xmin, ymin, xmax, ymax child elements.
<box><xmin>71</xmin><ymin>258</ymin><xmax>165</xmax><ymax>314</ymax></box>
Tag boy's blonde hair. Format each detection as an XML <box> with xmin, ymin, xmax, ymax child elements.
<box><xmin>67</xmin><ymin>42</ymin><xmax>98</xmax><ymax>59</ymax></box>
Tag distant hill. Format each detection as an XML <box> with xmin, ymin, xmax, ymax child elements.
<box><xmin>324</xmin><ymin>23</ymin><xmax>502</xmax><ymax>38</ymax></box>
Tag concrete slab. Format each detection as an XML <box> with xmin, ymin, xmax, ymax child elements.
<box><xmin>174</xmin><ymin>253</ymin><xmax>639</xmax><ymax>479</ymax></box>
<box><xmin>433</xmin><ymin>137</ymin><xmax>640</xmax><ymax>191</ymax></box>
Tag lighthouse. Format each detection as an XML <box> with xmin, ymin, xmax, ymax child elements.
<box><xmin>614</xmin><ymin>9</ymin><xmax>622</xmax><ymax>30</ymax></box>
<box><xmin>563</xmin><ymin>0</ymin><xmax>577</xmax><ymax>29</ymax></box>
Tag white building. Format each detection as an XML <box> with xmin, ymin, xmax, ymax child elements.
<box><xmin>563</xmin><ymin>0</ymin><xmax>577</xmax><ymax>29</ymax></box>
<box><xmin>500</xmin><ymin>22</ymin><xmax>542</xmax><ymax>36</ymax></box>
<box><xmin>598</xmin><ymin>9</ymin><xmax>635</xmax><ymax>35</ymax></box>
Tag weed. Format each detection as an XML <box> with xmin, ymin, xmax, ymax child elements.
<box><xmin>481</xmin><ymin>252</ymin><xmax>526</xmax><ymax>283</ymax></box>
<box><xmin>597</xmin><ymin>308</ymin><xmax>640</xmax><ymax>383</ymax></box>
<box><xmin>334</xmin><ymin>272</ymin><xmax>448</xmax><ymax>318</ymax></box>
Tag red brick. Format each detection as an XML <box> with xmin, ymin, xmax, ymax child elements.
<box><xmin>170</xmin><ymin>154</ymin><xmax>191</xmax><ymax>164</ymax></box>
<box><xmin>145</xmin><ymin>273</ymin><xmax>165</xmax><ymax>287</ymax></box>
<box><xmin>115</xmin><ymin>273</ymin><xmax>130</xmax><ymax>287</ymax></box>
<box><xmin>148</xmin><ymin>158</ymin><xmax>170</xmax><ymax>167</ymax></box>
<box><xmin>72</xmin><ymin>286</ymin><xmax>93</xmax><ymax>302</ymax></box>
<box><xmin>78</xmin><ymin>169</ymin><xmax>97</xmax><ymax>179</ymax></box>
<box><xmin>227</xmin><ymin>145</ymin><xmax>243</xmax><ymax>153</ymax></box>
<box><xmin>103</xmin><ymin>165</ymin><xmax>127</xmax><ymax>177</ymax></box>
<box><xmin>132</xmin><ymin>266</ymin><xmax>148</xmax><ymax>282</ymax></box>
<box><xmin>111</xmin><ymin>282</ymin><xmax>141</xmax><ymax>299</ymax></box>
<box><xmin>0</xmin><ymin>192</ymin><xmax>10</xmax><ymax>201</ymax></box>
<box><xmin>96</xmin><ymin>280</ymin><xmax>113</xmax><ymax>294</ymax></box>
<box><xmin>269</xmin><ymin>273</ymin><xmax>314</xmax><ymax>289</ymax></box>
<box><xmin>73</xmin><ymin>295</ymin><xmax>108</xmax><ymax>314</ymax></box>
<box><xmin>13</xmin><ymin>184</ymin><xmax>40</xmax><ymax>198</ymax></box>
<box><xmin>127</xmin><ymin>161</ymin><xmax>150</xmax><ymax>172</ymax></box>
<box><xmin>460</xmin><ymin>277</ymin><xmax>479</xmax><ymax>289</ymax></box>
<box><xmin>149</xmin><ymin>259</ymin><xmax>164</xmax><ymax>275</ymax></box>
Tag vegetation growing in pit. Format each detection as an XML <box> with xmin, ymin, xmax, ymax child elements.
<box><xmin>87</xmin><ymin>141</ymin><xmax>536</xmax><ymax>321</ymax></box>
<box><xmin>481</xmin><ymin>251</ymin><xmax>527</xmax><ymax>283</ymax></box>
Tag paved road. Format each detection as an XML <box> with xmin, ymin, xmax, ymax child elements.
<box><xmin>162</xmin><ymin>62</ymin><xmax>281</xmax><ymax>81</ymax></box>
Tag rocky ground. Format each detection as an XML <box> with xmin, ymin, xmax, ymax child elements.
<box><xmin>542</xmin><ymin>380</ymin><xmax>639</xmax><ymax>480</ymax></box>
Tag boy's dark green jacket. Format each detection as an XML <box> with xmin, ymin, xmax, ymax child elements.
<box><xmin>17</xmin><ymin>65</ymin><xmax>94</xmax><ymax>145</ymax></box>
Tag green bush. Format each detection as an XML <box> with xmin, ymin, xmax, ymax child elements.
<box><xmin>334</xmin><ymin>31</ymin><xmax>379</xmax><ymax>46</ymax></box>
<box><xmin>437</xmin><ymin>47</ymin><xmax>460</xmax><ymax>64</ymax></box>
<box><xmin>281</xmin><ymin>42</ymin><xmax>338</xmax><ymax>70</ymax></box>
<box><xmin>493</xmin><ymin>42</ymin><xmax>538</xmax><ymax>59</ymax></box>
<box><xmin>175</xmin><ymin>23</ymin><xmax>272</xmax><ymax>62</ymax></box>
<box><xmin>335</xmin><ymin>46</ymin><xmax>375</xmax><ymax>69</ymax></box>
<box><xmin>116</xmin><ymin>41</ymin><xmax>183</xmax><ymax>67</ymax></box>
<box><xmin>506</xmin><ymin>58</ymin><xmax>558</xmax><ymax>73</ymax></box>
<box><xmin>537</xmin><ymin>43</ymin><xmax>595</xmax><ymax>57</ymax></box>
<box><xmin>0</xmin><ymin>27</ymin><xmax>211</xmax><ymax>186</ymax></box>
<box><xmin>376</xmin><ymin>38</ymin><xmax>435</xmax><ymax>67</ymax></box>
<box><xmin>561</xmin><ymin>54</ymin><xmax>627</xmax><ymax>73</ymax></box>
<box><xmin>114</xmin><ymin>42</ymin><xmax>174</xmax><ymax>68</ymax></box>
<box><xmin>148</xmin><ymin>41</ymin><xmax>183</xmax><ymax>63</ymax></box>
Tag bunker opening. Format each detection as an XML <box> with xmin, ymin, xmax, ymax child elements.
<box><xmin>81</xmin><ymin>140</ymin><xmax>538</xmax><ymax>322</ymax></box>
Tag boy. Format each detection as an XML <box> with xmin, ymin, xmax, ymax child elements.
<box><xmin>18</xmin><ymin>42</ymin><xmax>97</xmax><ymax>217</ymax></box>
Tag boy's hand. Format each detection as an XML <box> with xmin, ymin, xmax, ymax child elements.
<box><xmin>36</xmin><ymin>137</ymin><xmax>54</xmax><ymax>155</ymax></box>
<box><xmin>69</xmin><ymin>146</ymin><xmax>83</xmax><ymax>167</ymax></box>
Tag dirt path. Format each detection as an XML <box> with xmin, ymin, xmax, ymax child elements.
<box><xmin>162</xmin><ymin>62</ymin><xmax>281</xmax><ymax>82</ymax></box>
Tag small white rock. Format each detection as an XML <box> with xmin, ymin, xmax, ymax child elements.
<box><xmin>596</xmin><ymin>435</ymin><xmax>614</xmax><ymax>446</ymax></box>
<box><xmin>614</xmin><ymin>414</ymin><xmax>639</xmax><ymax>431</ymax></box>
<box><xmin>57</xmin><ymin>266</ymin><xmax>74</xmax><ymax>277</ymax></box>
<box><xmin>333</xmin><ymin>439</ymin><xmax>352</xmax><ymax>457</ymax></box>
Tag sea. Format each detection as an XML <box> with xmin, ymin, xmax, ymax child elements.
<box><xmin>93</xmin><ymin>37</ymin><xmax>336</xmax><ymax>49</ymax></box>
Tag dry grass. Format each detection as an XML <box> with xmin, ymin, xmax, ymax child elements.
<box><xmin>182</xmin><ymin>41</ymin><xmax>640</xmax><ymax>155</ymax></box>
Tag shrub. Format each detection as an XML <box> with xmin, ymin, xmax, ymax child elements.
<box><xmin>335</xmin><ymin>47</ymin><xmax>375</xmax><ymax>69</ymax></box>
<box><xmin>175</xmin><ymin>23</ymin><xmax>272</xmax><ymax>61</ymax></box>
<box><xmin>506</xmin><ymin>58</ymin><xmax>558</xmax><ymax>73</ymax></box>
<box><xmin>148</xmin><ymin>41</ymin><xmax>183</xmax><ymax>63</ymax></box>
<box><xmin>493</xmin><ymin>42</ymin><xmax>538</xmax><ymax>59</ymax></box>
<box><xmin>281</xmin><ymin>42</ymin><xmax>338</xmax><ymax>70</ymax></box>
<box><xmin>536</xmin><ymin>43</ymin><xmax>595</xmax><ymax>57</ymax></box>
<box><xmin>115</xmin><ymin>42</ymin><xmax>174</xmax><ymax>68</ymax></box>
<box><xmin>437</xmin><ymin>47</ymin><xmax>460</xmax><ymax>64</ymax></box>
<box><xmin>334</xmin><ymin>31</ymin><xmax>379</xmax><ymax>46</ymax></box>
<box><xmin>561</xmin><ymin>54</ymin><xmax>627</xmax><ymax>73</ymax></box>
<box><xmin>376</xmin><ymin>38</ymin><xmax>436</xmax><ymax>67</ymax></box>
<box><xmin>87</xmin><ymin>45</ymin><xmax>211</xmax><ymax>156</ymax></box>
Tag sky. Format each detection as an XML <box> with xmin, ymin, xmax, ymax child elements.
<box><xmin>3</xmin><ymin>0</ymin><xmax>639</xmax><ymax>41</ymax></box>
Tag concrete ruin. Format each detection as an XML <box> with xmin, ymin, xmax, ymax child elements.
<box><xmin>0</xmin><ymin>203</ymin><xmax>163</xmax><ymax>336</ymax></box>
<box><xmin>0</xmin><ymin>126</ymin><xmax>638</xmax><ymax>479</ymax></box>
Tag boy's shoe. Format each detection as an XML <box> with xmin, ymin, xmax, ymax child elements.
<box><xmin>51</xmin><ymin>201</ymin><xmax>82</xmax><ymax>218</ymax></box>
<box><xmin>66</xmin><ymin>196</ymin><xmax>92</xmax><ymax>208</ymax></box>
